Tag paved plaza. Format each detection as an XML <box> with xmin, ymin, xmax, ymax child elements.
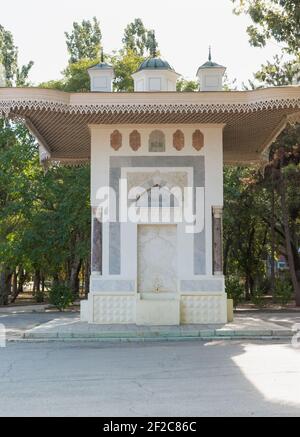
<box><xmin>1</xmin><ymin>308</ymin><xmax>299</xmax><ymax>341</ymax></box>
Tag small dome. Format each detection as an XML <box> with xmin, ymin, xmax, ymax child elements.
<box><xmin>198</xmin><ymin>60</ymin><xmax>225</xmax><ymax>69</ymax></box>
<box><xmin>197</xmin><ymin>47</ymin><xmax>225</xmax><ymax>76</ymax></box>
<box><xmin>88</xmin><ymin>49</ymin><xmax>113</xmax><ymax>71</ymax></box>
<box><xmin>88</xmin><ymin>61</ymin><xmax>113</xmax><ymax>71</ymax></box>
<box><xmin>136</xmin><ymin>57</ymin><xmax>175</xmax><ymax>73</ymax></box>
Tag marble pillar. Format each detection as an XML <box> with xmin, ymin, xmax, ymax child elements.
<box><xmin>92</xmin><ymin>208</ymin><xmax>102</xmax><ymax>274</ymax></box>
<box><xmin>212</xmin><ymin>206</ymin><xmax>223</xmax><ymax>275</ymax></box>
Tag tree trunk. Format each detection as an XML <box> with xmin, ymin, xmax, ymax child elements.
<box><xmin>84</xmin><ymin>259</ymin><xmax>90</xmax><ymax>298</ymax></box>
<box><xmin>34</xmin><ymin>270</ymin><xmax>44</xmax><ymax>303</ymax></box>
<box><xmin>34</xmin><ymin>270</ymin><xmax>41</xmax><ymax>293</ymax></box>
<box><xmin>17</xmin><ymin>268</ymin><xmax>26</xmax><ymax>294</ymax></box>
<box><xmin>249</xmin><ymin>275</ymin><xmax>255</xmax><ymax>297</ymax></box>
<box><xmin>11</xmin><ymin>267</ymin><xmax>27</xmax><ymax>304</ymax></box>
<box><xmin>69</xmin><ymin>260</ymin><xmax>82</xmax><ymax>299</ymax></box>
<box><xmin>10</xmin><ymin>270</ymin><xmax>19</xmax><ymax>304</ymax></box>
<box><xmin>12</xmin><ymin>271</ymin><xmax>18</xmax><ymax>295</ymax></box>
<box><xmin>291</xmin><ymin>241</ymin><xmax>300</xmax><ymax>294</ymax></box>
<box><xmin>41</xmin><ymin>276</ymin><xmax>45</xmax><ymax>293</ymax></box>
<box><xmin>244</xmin><ymin>275</ymin><xmax>251</xmax><ymax>301</ymax></box>
<box><xmin>279</xmin><ymin>169</ymin><xmax>300</xmax><ymax>306</ymax></box>
<box><xmin>0</xmin><ymin>266</ymin><xmax>12</xmax><ymax>306</ymax></box>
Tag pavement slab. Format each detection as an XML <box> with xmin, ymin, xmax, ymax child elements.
<box><xmin>0</xmin><ymin>311</ymin><xmax>298</xmax><ymax>341</ymax></box>
<box><xmin>1</xmin><ymin>310</ymin><xmax>299</xmax><ymax>342</ymax></box>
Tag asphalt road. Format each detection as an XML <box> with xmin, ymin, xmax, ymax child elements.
<box><xmin>0</xmin><ymin>340</ymin><xmax>300</xmax><ymax>417</ymax></box>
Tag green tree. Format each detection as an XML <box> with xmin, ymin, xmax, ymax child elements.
<box><xmin>0</xmin><ymin>24</ymin><xmax>91</xmax><ymax>305</ymax></box>
<box><xmin>122</xmin><ymin>18</ymin><xmax>158</xmax><ymax>57</ymax></box>
<box><xmin>146</xmin><ymin>29</ymin><xmax>159</xmax><ymax>57</ymax></box>
<box><xmin>41</xmin><ymin>18</ymin><xmax>161</xmax><ymax>94</ymax></box>
<box><xmin>263</xmin><ymin>128</ymin><xmax>300</xmax><ymax>305</ymax></box>
<box><xmin>24</xmin><ymin>164</ymin><xmax>90</xmax><ymax>298</ymax></box>
<box><xmin>254</xmin><ymin>55</ymin><xmax>299</xmax><ymax>86</ymax></box>
<box><xmin>40</xmin><ymin>48</ymin><xmax>99</xmax><ymax>93</ymax></box>
<box><xmin>0</xmin><ymin>24</ymin><xmax>17</xmax><ymax>84</ymax></box>
<box><xmin>232</xmin><ymin>0</ymin><xmax>300</xmax><ymax>55</ymax></box>
<box><xmin>0</xmin><ymin>25</ymin><xmax>34</xmax><ymax>304</ymax></box>
<box><xmin>41</xmin><ymin>17</ymin><xmax>105</xmax><ymax>92</ymax></box>
<box><xmin>110</xmin><ymin>19</ymin><xmax>160</xmax><ymax>92</ymax></box>
<box><xmin>62</xmin><ymin>59</ymin><xmax>96</xmax><ymax>92</ymax></box>
<box><xmin>232</xmin><ymin>0</ymin><xmax>300</xmax><ymax>89</ymax></box>
<box><xmin>176</xmin><ymin>79</ymin><xmax>198</xmax><ymax>92</ymax></box>
<box><xmin>224</xmin><ymin>166</ymin><xmax>269</xmax><ymax>299</ymax></box>
<box><xmin>0</xmin><ymin>120</ymin><xmax>38</xmax><ymax>304</ymax></box>
<box><xmin>110</xmin><ymin>49</ymin><xmax>144</xmax><ymax>92</ymax></box>
<box><xmin>231</xmin><ymin>0</ymin><xmax>300</xmax><ymax>306</ymax></box>
<box><xmin>65</xmin><ymin>17</ymin><xmax>102</xmax><ymax>63</ymax></box>
<box><xmin>0</xmin><ymin>24</ymin><xmax>33</xmax><ymax>86</ymax></box>
<box><xmin>0</xmin><ymin>123</ymin><xmax>91</xmax><ymax>304</ymax></box>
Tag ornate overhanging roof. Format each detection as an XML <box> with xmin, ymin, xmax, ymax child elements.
<box><xmin>0</xmin><ymin>86</ymin><xmax>299</xmax><ymax>164</ymax></box>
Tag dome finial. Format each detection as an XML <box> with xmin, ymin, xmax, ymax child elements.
<box><xmin>208</xmin><ymin>45</ymin><xmax>212</xmax><ymax>62</ymax></box>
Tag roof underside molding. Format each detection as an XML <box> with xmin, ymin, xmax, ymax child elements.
<box><xmin>0</xmin><ymin>87</ymin><xmax>299</xmax><ymax>165</ymax></box>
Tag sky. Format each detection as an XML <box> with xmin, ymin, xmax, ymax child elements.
<box><xmin>1</xmin><ymin>0</ymin><xmax>285</xmax><ymax>88</ymax></box>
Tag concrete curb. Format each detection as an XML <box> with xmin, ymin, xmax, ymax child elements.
<box><xmin>0</xmin><ymin>305</ymin><xmax>52</xmax><ymax>314</ymax></box>
<box><xmin>22</xmin><ymin>328</ymin><xmax>294</xmax><ymax>342</ymax></box>
<box><xmin>0</xmin><ymin>304</ymin><xmax>80</xmax><ymax>314</ymax></box>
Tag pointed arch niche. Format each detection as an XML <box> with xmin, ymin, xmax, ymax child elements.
<box><xmin>149</xmin><ymin>130</ymin><xmax>165</xmax><ymax>152</ymax></box>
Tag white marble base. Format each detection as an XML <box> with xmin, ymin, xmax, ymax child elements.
<box><xmin>93</xmin><ymin>294</ymin><xmax>136</xmax><ymax>324</ymax></box>
<box><xmin>80</xmin><ymin>292</ymin><xmax>228</xmax><ymax>325</ymax></box>
<box><xmin>181</xmin><ymin>293</ymin><xmax>227</xmax><ymax>324</ymax></box>
<box><xmin>80</xmin><ymin>300</ymin><xmax>90</xmax><ymax>322</ymax></box>
<box><xmin>136</xmin><ymin>293</ymin><xmax>180</xmax><ymax>326</ymax></box>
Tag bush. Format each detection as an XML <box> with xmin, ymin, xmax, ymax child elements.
<box><xmin>49</xmin><ymin>282</ymin><xmax>73</xmax><ymax>311</ymax></box>
<box><xmin>274</xmin><ymin>278</ymin><xmax>293</xmax><ymax>305</ymax></box>
<box><xmin>225</xmin><ymin>276</ymin><xmax>244</xmax><ymax>308</ymax></box>
<box><xmin>257</xmin><ymin>277</ymin><xmax>272</xmax><ymax>294</ymax></box>
<box><xmin>35</xmin><ymin>291</ymin><xmax>44</xmax><ymax>304</ymax></box>
<box><xmin>251</xmin><ymin>288</ymin><xmax>265</xmax><ymax>307</ymax></box>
